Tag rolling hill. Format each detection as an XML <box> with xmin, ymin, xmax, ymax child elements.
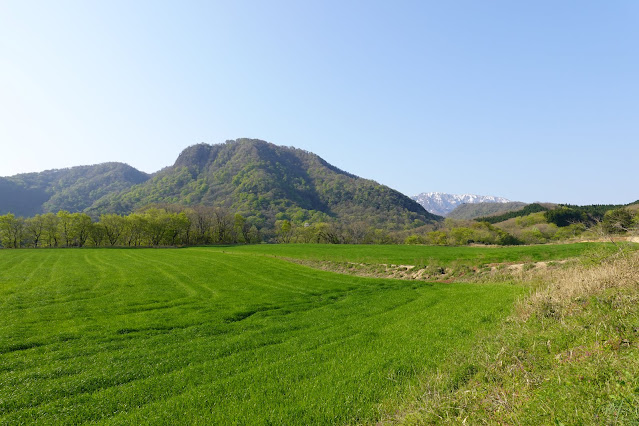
<box><xmin>1</xmin><ymin>139</ymin><xmax>439</xmax><ymax>231</ymax></box>
<box><xmin>447</xmin><ymin>201</ymin><xmax>529</xmax><ymax>220</ymax></box>
<box><xmin>0</xmin><ymin>163</ymin><xmax>150</xmax><ymax>216</ymax></box>
<box><xmin>89</xmin><ymin>139</ymin><xmax>439</xmax><ymax>229</ymax></box>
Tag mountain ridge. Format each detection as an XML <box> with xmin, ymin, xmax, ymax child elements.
<box><xmin>1</xmin><ymin>139</ymin><xmax>440</xmax><ymax>232</ymax></box>
<box><xmin>0</xmin><ymin>162</ymin><xmax>150</xmax><ymax>216</ymax></box>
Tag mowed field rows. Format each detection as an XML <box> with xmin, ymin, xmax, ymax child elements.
<box><xmin>220</xmin><ymin>242</ymin><xmax>615</xmax><ymax>266</ymax></box>
<box><xmin>1</xmin><ymin>247</ymin><xmax>526</xmax><ymax>424</ymax></box>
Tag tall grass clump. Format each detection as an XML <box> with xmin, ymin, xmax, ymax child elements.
<box><xmin>521</xmin><ymin>245</ymin><xmax>639</xmax><ymax>321</ymax></box>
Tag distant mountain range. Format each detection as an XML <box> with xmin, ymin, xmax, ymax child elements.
<box><xmin>411</xmin><ymin>192</ymin><xmax>512</xmax><ymax>217</ymax></box>
<box><xmin>0</xmin><ymin>139</ymin><xmax>439</xmax><ymax>231</ymax></box>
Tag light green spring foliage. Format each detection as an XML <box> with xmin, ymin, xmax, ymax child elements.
<box><xmin>0</xmin><ymin>247</ymin><xmax>523</xmax><ymax>424</ymax></box>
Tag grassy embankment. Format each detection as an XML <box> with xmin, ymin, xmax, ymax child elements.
<box><xmin>382</xmin><ymin>245</ymin><xmax>639</xmax><ymax>424</ymax></box>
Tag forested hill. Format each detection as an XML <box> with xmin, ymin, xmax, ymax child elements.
<box><xmin>0</xmin><ymin>163</ymin><xmax>150</xmax><ymax>216</ymax></box>
<box><xmin>447</xmin><ymin>201</ymin><xmax>528</xmax><ymax>220</ymax></box>
<box><xmin>88</xmin><ymin>139</ymin><xmax>439</xmax><ymax>230</ymax></box>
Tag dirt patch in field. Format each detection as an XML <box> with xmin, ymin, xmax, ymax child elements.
<box><xmin>285</xmin><ymin>257</ymin><xmax>573</xmax><ymax>282</ymax></box>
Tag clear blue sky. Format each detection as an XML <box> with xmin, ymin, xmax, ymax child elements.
<box><xmin>1</xmin><ymin>1</ymin><xmax>637</xmax><ymax>205</ymax></box>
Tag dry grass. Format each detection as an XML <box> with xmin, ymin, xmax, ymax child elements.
<box><xmin>519</xmin><ymin>247</ymin><xmax>639</xmax><ymax>320</ymax></box>
<box><xmin>379</xmin><ymin>245</ymin><xmax>639</xmax><ymax>425</ymax></box>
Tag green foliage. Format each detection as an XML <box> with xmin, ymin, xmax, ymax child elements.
<box><xmin>427</xmin><ymin>230</ymin><xmax>448</xmax><ymax>245</ymax></box>
<box><xmin>559</xmin><ymin>203</ymin><xmax>626</xmax><ymax>221</ymax></box>
<box><xmin>447</xmin><ymin>201</ymin><xmax>528</xmax><ymax>220</ymax></box>
<box><xmin>100</xmin><ymin>213</ymin><xmax>127</xmax><ymax>246</ymax></box>
<box><xmin>515</xmin><ymin>211</ymin><xmax>547</xmax><ymax>227</ymax></box>
<box><xmin>405</xmin><ymin>234</ymin><xmax>426</xmax><ymax>245</ymax></box>
<box><xmin>545</xmin><ymin>206</ymin><xmax>588</xmax><ymax>227</ymax></box>
<box><xmin>601</xmin><ymin>208</ymin><xmax>635</xmax><ymax>234</ymax></box>
<box><xmin>475</xmin><ymin>203</ymin><xmax>549</xmax><ymax>224</ymax></box>
<box><xmin>0</xmin><ymin>205</ymin><xmax>257</xmax><ymax>248</ymax></box>
<box><xmin>275</xmin><ymin>219</ymin><xmax>293</xmax><ymax>243</ymax></box>
<box><xmin>407</xmin><ymin>220</ymin><xmax>521</xmax><ymax>247</ymax></box>
<box><xmin>552</xmin><ymin>223</ymin><xmax>587</xmax><ymax>240</ymax></box>
<box><xmin>0</xmin><ymin>163</ymin><xmax>149</xmax><ymax>216</ymax></box>
<box><xmin>0</xmin><ymin>213</ymin><xmax>24</xmax><ymax>248</ymax></box>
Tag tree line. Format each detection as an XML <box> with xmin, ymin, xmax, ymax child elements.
<box><xmin>0</xmin><ymin>206</ymin><xmax>261</xmax><ymax>248</ymax></box>
<box><xmin>0</xmin><ymin>206</ymin><xmax>406</xmax><ymax>248</ymax></box>
<box><xmin>474</xmin><ymin>203</ymin><xmax>549</xmax><ymax>224</ymax></box>
<box><xmin>2</xmin><ymin>205</ymin><xmax>636</xmax><ymax>249</ymax></box>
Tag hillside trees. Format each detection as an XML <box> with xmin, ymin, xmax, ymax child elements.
<box><xmin>544</xmin><ymin>207</ymin><xmax>587</xmax><ymax>227</ymax></box>
<box><xmin>476</xmin><ymin>203</ymin><xmax>549</xmax><ymax>224</ymax></box>
<box><xmin>601</xmin><ymin>208</ymin><xmax>635</xmax><ymax>234</ymax></box>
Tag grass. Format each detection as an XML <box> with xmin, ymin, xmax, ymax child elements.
<box><xmin>3</xmin><ymin>243</ymin><xmax>634</xmax><ymax>424</ymax></box>
<box><xmin>0</xmin><ymin>247</ymin><xmax>523</xmax><ymax>424</ymax></box>
<box><xmin>221</xmin><ymin>242</ymin><xmax>623</xmax><ymax>267</ymax></box>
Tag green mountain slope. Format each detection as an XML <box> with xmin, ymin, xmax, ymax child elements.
<box><xmin>0</xmin><ymin>163</ymin><xmax>150</xmax><ymax>216</ymax></box>
<box><xmin>447</xmin><ymin>201</ymin><xmax>528</xmax><ymax>220</ymax></box>
<box><xmin>89</xmin><ymin>139</ymin><xmax>438</xmax><ymax>229</ymax></box>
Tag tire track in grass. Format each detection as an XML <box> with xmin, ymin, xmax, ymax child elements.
<box><xmin>2</xmin><ymin>307</ymin><xmax>388</xmax><ymax>424</ymax></box>
<box><xmin>0</xmin><ymin>252</ymin><xmax>64</xmax><ymax>358</ymax></box>
<box><xmin>1</xmin><ymin>255</ymin><xmax>396</xmax><ymax>419</ymax></box>
<box><xmin>0</xmin><ymin>251</ymin><xmax>55</xmax><ymax>305</ymax></box>
<box><xmin>96</xmin><ymin>251</ymin><xmax>181</xmax><ymax>314</ymax></box>
<box><xmin>189</xmin><ymin>249</ymin><xmax>431</xmax><ymax>329</ymax></box>
<box><xmin>191</xmin><ymin>249</ymin><xmax>357</xmax><ymax>301</ymax></box>
<box><xmin>119</xmin><ymin>250</ymin><xmax>199</xmax><ymax>299</ymax></box>
<box><xmin>189</xmin><ymin>249</ymin><xmax>321</xmax><ymax>295</ymax></box>
<box><xmin>0</xmin><ymin>250</ymin><xmax>32</xmax><ymax>276</ymax></box>
<box><xmin>91</xmin><ymin>285</ymin><xmax>481</xmax><ymax>424</ymax></box>
<box><xmin>79</xmin><ymin>251</ymin><xmax>120</xmax><ymax>300</ymax></box>
<box><xmin>0</xmin><ymin>251</ymin><xmax>218</xmax><ymax>418</ymax></box>
<box><xmin>127</xmin><ymin>250</ymin><xmax>217</xmax><ymax>298</ymax></box>
<box><xmin>0</xmin><ymin>251</ymin><xmax>39</xmax><ymax>309</ymax></box>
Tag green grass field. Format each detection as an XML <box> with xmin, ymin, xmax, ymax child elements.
<box><xmin>0</xmin><ymin>243</ymin><xmax>612</xmax><ymax>424</ymax></box>
<box><xmin>221</xmin><ymin>242</ymin><xmax>618</xmax><ymax>266</ymax></box>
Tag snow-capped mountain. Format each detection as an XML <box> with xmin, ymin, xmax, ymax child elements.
<box><xmin>411</xmin><ymin>192</ymin><xmax>511</xmax><ymax>217</ymax></box>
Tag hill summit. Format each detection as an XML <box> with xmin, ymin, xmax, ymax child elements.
<box><xmin>92</xmin><ymin>139</ymin><xmax>439</xmax><ymax>229</ymax></box>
